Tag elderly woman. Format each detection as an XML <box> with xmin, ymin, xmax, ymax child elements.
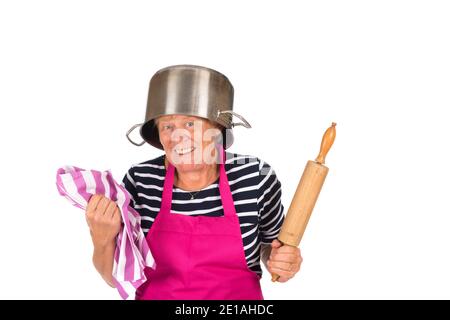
<box><xmin>85</xmin><ymin>65</ymin><xmax>302</xmax><ymax>300</ymax></box>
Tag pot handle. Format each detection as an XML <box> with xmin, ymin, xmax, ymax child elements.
<box><xmin>126</xmin><ymin>123</ymin><xmax>146</xmax><ymax>146</ymax></box>
<box><xmin>217</xmin><ymin>110</ymin><xmax>252</xmax><ymax>128</ymax></box>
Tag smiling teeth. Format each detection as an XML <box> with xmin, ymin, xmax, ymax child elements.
<box><xmin>175</xmin><ymin>147</ymin><xmax>195</xmax><ymax>155</ymax></box>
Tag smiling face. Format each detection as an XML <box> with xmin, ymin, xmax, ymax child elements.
<box><xmin>156</xmin><ymin>115</ymin><xmax>222</xmax><ymax>172</ymax></box>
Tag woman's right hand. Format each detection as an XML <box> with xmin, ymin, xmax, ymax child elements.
<box><xmin>85</xmin><ymin>194</ymin><xmax>122</xmax><ymax>248</ymax></box>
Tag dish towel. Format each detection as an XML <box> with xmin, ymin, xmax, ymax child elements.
<box><xmin>56</xmin><ymin>165</ymin><xmax>155</xmax><ymax>300</ymax></box>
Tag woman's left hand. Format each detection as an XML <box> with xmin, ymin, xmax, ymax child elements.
<box><xmin>266</xmin><ymin>239</ymin><xmax>302</xmax><ymax>282</ymax></box>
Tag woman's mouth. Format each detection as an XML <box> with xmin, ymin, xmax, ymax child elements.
<box><xmin>174</xmin><ymin>146</ymin><xmax>196</xmax><ymax>155</ymax></box>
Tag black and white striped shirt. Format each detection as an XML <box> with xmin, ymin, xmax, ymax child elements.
<box><xmin>121</xmin><ymin>152</ymin><xmax>285</xmax><ymax>276</ymax></box>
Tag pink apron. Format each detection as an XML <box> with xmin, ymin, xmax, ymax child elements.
<box><xmin>135</xmin><ymin>146</ymin><xmax>264</xmax><ymax>300</ymax></box>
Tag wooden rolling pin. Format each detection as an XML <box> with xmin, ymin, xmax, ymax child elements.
<box><xmin>271</xmin><ymin>122</ymin><xmax>336</xmax><ymax>282</ymax></box>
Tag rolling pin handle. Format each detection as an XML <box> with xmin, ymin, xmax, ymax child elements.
<box><xmin>271</xmin><ymin>273</ymin><xmax>281</xmax><ymax>282</ymax></box>
<box><xmin>315</xmin><ymin>122</ymin><xmax>336</xmax><ymax>165</ymax></box>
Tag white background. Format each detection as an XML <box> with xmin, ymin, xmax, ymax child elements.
<box><xmin>1</xmin><ymin>0</ymin><xmax>449</xmax><ymax>299</ymax></box>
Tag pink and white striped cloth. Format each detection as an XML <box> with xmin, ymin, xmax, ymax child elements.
<box><xmin>56</xmin><ymin>166</ymin><xmax>155</xmax><ymax>300</ymax></box>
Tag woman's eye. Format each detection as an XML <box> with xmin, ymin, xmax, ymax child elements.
<box><xmin>186</xmin><ymin>121</ymin><xmax>194</xmax><ymax>128</ymax></box>
<box><xmin>162</xmin><ymin>125</ymin><xmax>172</xmax><ymax>130</ymax></box>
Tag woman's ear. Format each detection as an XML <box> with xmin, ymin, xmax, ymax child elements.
<box><xmin>209</xmin><ymin>125</ymin><xmax>223</xmax><ymax>145</ymax></box>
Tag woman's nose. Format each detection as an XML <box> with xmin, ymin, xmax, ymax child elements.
<box><xmin>180</xmin><ymin>134</ymin><xmax>191</xmax><ymax>142</ymax></box>
<box><xmin>171</xmin><ymin>128</ymin><xmax>192</xmax><ymax>143</ymax></box>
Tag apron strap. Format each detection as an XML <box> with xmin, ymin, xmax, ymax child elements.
<box><xmin>217</xmin><ymin>144</ymin><xmax>238</xmax><ymax>218</ymax></box>
<box><xmin>160</xmin><ymin>162</ymin><xmax>175</xmax><ymax>214</ymax></box>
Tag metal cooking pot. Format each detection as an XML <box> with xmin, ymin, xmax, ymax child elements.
<box><xmin>126</xmin><ymin>64</ymin><xmax>251</xmax><ymax>150</ymax></box>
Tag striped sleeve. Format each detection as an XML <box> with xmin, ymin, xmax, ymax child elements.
<box><xmin>121</xmin><ymin>166</ymin><xmax>138</xmax><ymax>207</ymax></box>
<box><xmin>257</xmin><ymin>159</ymin><xmax>285</xmax><ymax>244</ymax></box>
